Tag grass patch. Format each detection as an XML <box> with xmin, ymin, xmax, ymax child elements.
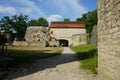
<box><xmin>71</xmin><ymin>44</ymin><xmax>97</xmax><ymax>60</ymax></box>
<box><xmin>71</xmin><ymin>44</ymin><xmax>98</xmax><ymax>71</ymax></box>
<box><xmin>81</xmin><ymin>56</ymin><xmax>98</xmax><ymax>72</ymax></box>
<box><xmin>0</xmin><ymin>46</ymin><xmax>62</xmax><ymax>70</ymax></box>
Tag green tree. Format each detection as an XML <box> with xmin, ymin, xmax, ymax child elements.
<box><xmin>11</xmin><ymin>14</ymin><xmax>28</xmax><ymax>38</ymax></box>
<box><xmin>28</xmin><ymin>17</ymin><xmax>48</xmax><ymax>27</ymax></box>
<box><xmin>76</xmin><ymin>13</ymin><xmax>87</xmax><ymax>22</ymax></box>
<box><xmin>28</xmin><ymin>19</ymin><xmax>37</xmax><ymax>26</ymax></box>
<box><xmin>76</xmin><ymin>9</ymin><xmax>98</xmax><ymax>37</ymax></box>
<box><xmin>0</xmin><ymin>16</ymin><xmax>12</xmax><ymax>33</ymax></box>
<box><xmin>64</xmin><ymin>18</ymin><xmax>70</xmax><ymax>22</ymax></box>
<box><xmin>85</xmin><ymin>10</ymin><xmax>97</xmax><ymax>34</ymax></box>
<box><xmin>37</xmin><ymin>17</ymin><xmax>48</xmax><ymax>27</ymax></box>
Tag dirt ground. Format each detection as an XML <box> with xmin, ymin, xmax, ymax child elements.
<box><xmin>3</xmin><ymin>47</ymin><xmax>98</xmax><ymax>80</ymax></box>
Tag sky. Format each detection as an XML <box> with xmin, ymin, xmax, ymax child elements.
<box><xmin>0</xmin><ymin>0</ymin><xmax>97</xmax><ymax>23</ymax></box>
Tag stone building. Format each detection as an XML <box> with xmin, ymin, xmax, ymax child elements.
<box><xmin>49</xmin><ymin>22</ymin><xmax>87</xmax><ymax>46</ymax></box>
<box><xmin>98</xmin><ymin>0</ymin><xmax>120</xmax><ymax>80</ymax></box>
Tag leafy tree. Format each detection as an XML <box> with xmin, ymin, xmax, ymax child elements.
<box><xmin>76</xmin><ymin>9</ymin><xmax>98</xmax><ymax>37</ymax></box>
<box><xmin>64</xmin><ymin>18</ymin><xmax>70</xmax><ymax>22</ymax></box>
<box><xmin>28</xmin><ymin>17</ymin><xmax>48</xmax><ymax>27</ymax></box>
<box><xmin>0</xmin><ymin>14</ymin><xmax>28</xmax><ymax>39</ymax></box>
<box><xmin>76</xmin><ymin>13</ymin><xmax>87</xmax><ymax>22</ymax></box>
<box><xmin>37</xmin><ymin>17</ymin><xmax>48</xmax><ymax>27</ymax></box>
<box><xmin>28</xmin><ymin>19</ymin><xmax>37</xmax><ymax>26</ymax></box>
<box><xmin>0</xmin><ymin>16</ymin><xmax>12</xmax><ymax>33</ymax></box>
<box><xmin>11</xmin><ymin>14</ymin><xmax>28</xmax><ymax>38</ymax></box>
<box><xmin>85</xmin><ymin>10</ymin><xmax>97</xmax><ymax>34</ymax></box>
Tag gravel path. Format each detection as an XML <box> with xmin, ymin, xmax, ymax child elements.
<box><xmin>4</xmin><ymin>47</ymin><xmax>98</xmax><ymax>80</ymax></box>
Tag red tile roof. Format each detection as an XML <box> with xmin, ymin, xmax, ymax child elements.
<box><xmin>50</xmin><ymin>22</ymin><xmax>86</xmax><ymax>28</ymax></box>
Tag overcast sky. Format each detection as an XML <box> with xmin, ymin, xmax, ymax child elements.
<box><xmin>0</xmin><ymin>0</ymin><xmax>97</xmax><ymax>23</ymax></box>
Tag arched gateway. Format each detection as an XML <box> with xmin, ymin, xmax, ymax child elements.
<box><xmin>59</xmin><ymin>39</ymin><xmax>68</xmax><ymax>47</ymax></box>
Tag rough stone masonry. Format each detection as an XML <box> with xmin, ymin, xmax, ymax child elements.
<box><xmin>98</xmin><ymin>0</ymin><xmax>120</xmax><ymax>80</ymax></box>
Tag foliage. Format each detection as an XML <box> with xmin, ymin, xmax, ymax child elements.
<box><xmin>64</xmin><ymin>18</ymin><xmax>70</xmax><ymax>22</ymax></box>
<box><xmin>0</xmin><ymin>15</ymin><xmax>48</xmax><ymax>39</ymax></box>
<box><xmin>76</xmin><ymin>9</ymin><xmax>98</xmax><ymax>38</ymax></box>
<box><xmin>37</xmin><ymin>17</ymin><xmax>48</xmax><ymax>27</ymax></box>
<box><xmin>0</xmin><ymin>16</ymin><xmax>12</xmax><ymax>33</ymax></box>
<box><xmin>28</xmin><ymin>17</ymin><xmax>48</xmax><ymax>27</ymax></box>
<box><xmin>28</xmin><ymin>19</ymin><xmax>37</xmax><ymax>26</ymax></box>
<box><xmin>11</xmin><ymin>14</ymin><xmax>28</xmax><ymax>38</ymax></box>
<box><xmin>0</xmin><ymin>14</ymin><xmax>28</xmax><ymax>39</ymax></box>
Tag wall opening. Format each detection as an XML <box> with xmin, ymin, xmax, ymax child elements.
<box><xmin>59</xmin><ymin>39</ymin><xmax>69</xmax><ymax>47</ymax></box>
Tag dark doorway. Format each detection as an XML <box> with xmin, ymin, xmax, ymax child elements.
<box><xmin>59</xmin><ymin>39</ymin><xmax>69</xmax><ymax>47</ymax></box>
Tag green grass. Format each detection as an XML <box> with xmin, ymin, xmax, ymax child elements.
<box><xmin>81</xmin><ymin>56</ymin><xmax>98</xmax><ymax>71</ymax></box>
<box><xmin>71</xmin><ymin>44</ymin><xmax>98</xmax><ymax>71</ymax></box>
<box><xmin>0</xmin><ymin>46</ymin><xmax>62</xmax><ymax>69</ymax></box>
<box><xmin>71</xmin><ymin>44</ymin><xmax>97</xmax><ymax>60</ymax></box>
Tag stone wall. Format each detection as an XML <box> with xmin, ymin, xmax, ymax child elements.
<box><xmin>90</xmin><ymin>25</ymin><xmax>97</xmax><ymax>45</ymax></box>
<box><xmin>24</xmin><ymin>26</ymin><xmax>48</xmax><ymax>47</ymax></box>
<box><xmin>98</xmin><ymin>0</ymin><xmax>120</xmax><ymax>80</ymax></box>
<box><xmin>13</xmin><ymin>27</ymin><xmax>47</xmax><ymax>47</ymax></box>
<box><xmin>72</xmin><ymin>34</ymin><xmax>87</xmax><ymax>46</ymax></box>
<box><xmin>50</xmin><ymin>28</ymin><xmax>86</xmax><ymax>46</ymax></box>
<box><xmin>50</xmin><ymin>28</ymin><xmax>86</xmax><ymax>39</ymax></box>
<box><xmin>13</xmin><ymin>26</ymin><xmax>59</xmax><ymax>47</ymax></box>
<box><xmin>13</xmin><ymin>41</ymin><xmax>28</xmax><ymax>47</ymax></box>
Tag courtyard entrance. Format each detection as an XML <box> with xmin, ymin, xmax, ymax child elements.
<box><xmin>59</xmin><ymin>39</ymin><xmax>69</xmax><ymax>47</ymax></box>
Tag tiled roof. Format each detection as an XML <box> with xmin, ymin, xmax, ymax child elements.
<box><xmin>50</xmin><ymin>22</ymin><xmax>86</xmax><ymax>28</ymax></box>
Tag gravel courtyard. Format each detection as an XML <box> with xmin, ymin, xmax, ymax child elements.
<box><xmin>4</xmin><ymin>47</ymin><xmax>97</xmax><ymax>80</ymax></box>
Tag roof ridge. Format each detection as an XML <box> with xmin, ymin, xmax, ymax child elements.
<box><xmin>50</xmin><ymin>22</ymin><xmax>86</xmax><ymax>28</ymax></box>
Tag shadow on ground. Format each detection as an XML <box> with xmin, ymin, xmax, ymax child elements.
<box><xmin>0</xmin><ymin>49</ymin><xmax>77</xmax><ymax>80</ymax></box>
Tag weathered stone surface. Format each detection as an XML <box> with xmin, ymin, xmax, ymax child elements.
<box><xmin>98</xmin><ymin>0</ymin><xmax>120</xmax><ymax>80</ymax></box>
<box><xmin>48</xmin><ymin>38</ymin><xmax>59</xmax><ymax>47</ymax></box>
<box><xmin>13</xmin><ymin>26</ymin><xmax>59</xmax><ymax>47</ymax></box>
<box><xmin>13</xmin><ymin>41</ymin><xmax>28</xmax><ymax>47</ymax></box>
<box><xmin>24</xmin><ymin>26</ymin><xmax>48</xmax><ymax>47</ymax></box>
<box><xmin>25</xmin><ymin>26</ymin><xmax>48</xmax><ymax>42</ymax></box>
<box><xmin>13</xmin><ymin>26</ymin><xmax>48</xmax><ymax>47</ymax></box>
<box><xmin>72</xmin><ymin>34</ymin><xmax>87</xmax><ymax>46</ymax></box>
<box><xmin>90</xmin><ymin>25</ymin><xmax>97</xmax><ymax>45</ymax></box>
<box><xmin>50</xmin><ymin>28</ymin><xmax>87</xmax><ymax>46</ymax></box>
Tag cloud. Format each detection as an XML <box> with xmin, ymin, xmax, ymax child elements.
<box><xmin>9</xmin><ymin>0</ymin><xmax>44</xmax><ymax>18</ymax></box>
<box><xmin>19</xmin><ymin>8</ymin><xmax>32</xmax><ymax>14</ymax></box>
<box><xmin>68</xmin><ymin>0</ymin><xmax>88</xmax><ymax>13</ymax></box>
<box><xmin>48</xmin><ymin>0</ymin><xmax>87</xmax><ymax>13</ymax></box>
<box><xmin>47</xmin><ymin>15</ymin><xmax>63</xmax><ymax>23</ymax></box>
<box><xmin>0</xmin><ymin>0</ymin><xmax>88</xmax><ymax>20</ymax></box>
<box><xmin>38</xmin><ymin>0</ymin><xmax>88</xmax><ymax>20</ymax></box>
<box><xmin>0</xmin><ymin>6</ymin><xmax>17</xmax><ymax>14</ymax></box>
